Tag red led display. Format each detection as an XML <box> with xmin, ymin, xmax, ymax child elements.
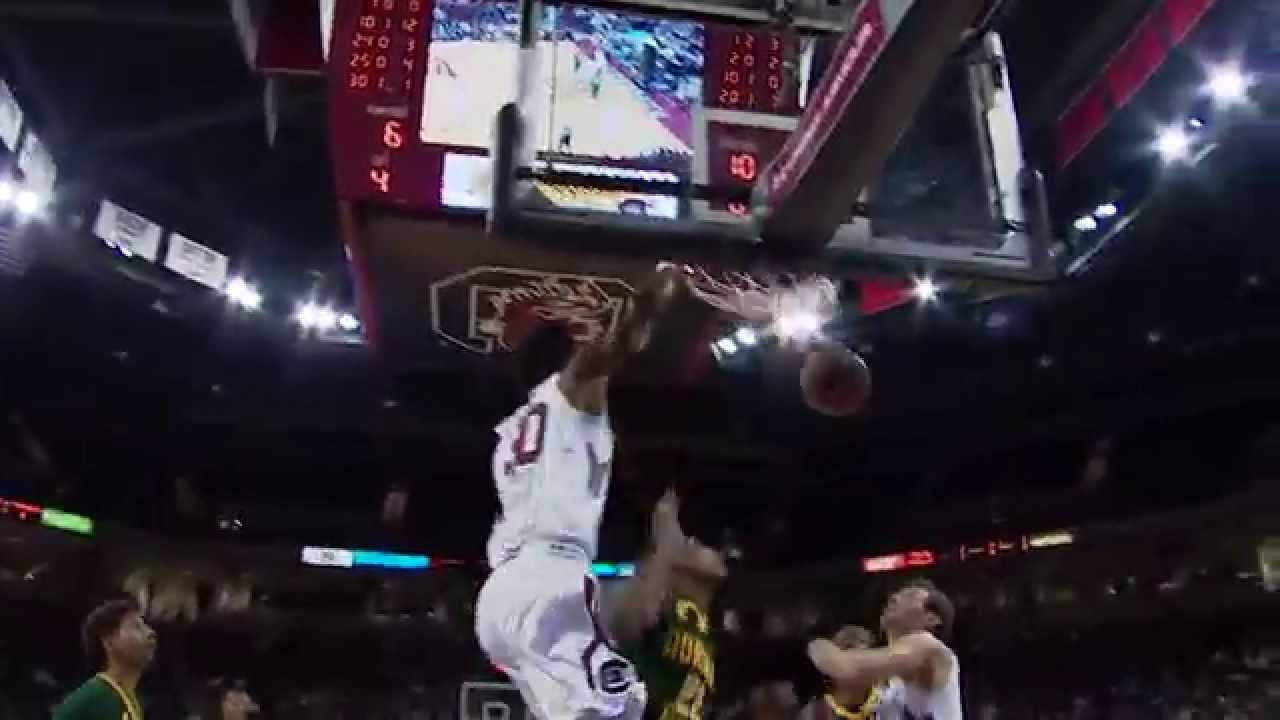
<box><xmin>0</xmin><ymin>497</ymin><xmax>42</xmax><ymax>523</ymax></box>
<box><xmin>329</xmin><ymin>0</ymin><xmax>437</xmax><ymax>206</ymax></box>
<box><xmin>704</xmin><ymin>27</ymin><xmax>799</xmax><ymax>115</ymax></box>
<box><xmin>705</xmin><ymin>122</ymin><xmax>791</xmax><ymax>215</ymax></box>
<box><xmin>862</xmin><ymin>550</ymin><xmax>935</xmax><ymax>574</ymax></box>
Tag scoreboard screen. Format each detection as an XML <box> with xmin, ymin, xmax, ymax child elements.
<box><xmin>704</xmin><ymin>27</ymin><xmax>798</xmax><ymax>114</ymax></box>
<box><xmin>328</xmin><ymin>0</ymin><xmax>813</xmax><ymax>216</ymax></box>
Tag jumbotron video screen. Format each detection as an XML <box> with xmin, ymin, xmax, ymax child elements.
<box><xmin>424</xmin><ymin>1</ymin><xmax>709</xmax><ymax>215</ymax></box>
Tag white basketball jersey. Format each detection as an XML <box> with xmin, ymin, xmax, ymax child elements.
<box><xmin>487</xmin><ymin>373</ymin><xmax>614</xmax><ymax>568</ymax></box>
<box><xmin>875</xmin><ymin>646</ymin><xmax>963</xmax><ymax>720</ymax></box>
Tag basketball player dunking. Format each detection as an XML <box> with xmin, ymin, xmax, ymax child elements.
<box><xmin>807</xmin><ymin>580</ymin><xmax>961</xmax><ymax>720</ymax></box>
<box><xmin>610</xmin><ymin>491</ymin><xmax>728</xmax><ymax>720</ymax></box>
<box><xmin>475</xmin><ymin>266</ymin><xmax>688</xmax><ymax>720</ymax></box>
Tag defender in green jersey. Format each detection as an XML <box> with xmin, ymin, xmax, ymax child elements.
<box><xmin>610</xmin><ymin>491</ymin><xmax>728</xmax><ymax>720</ymax></box>
<box><xmin>54</xmin><ymin>598</ymin><xmax>156</xmax><ymax>720</ymax></box>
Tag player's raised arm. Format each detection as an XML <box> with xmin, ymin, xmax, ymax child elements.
<box><xmin>807</xmin><ymin>632</ymin><xmax>948</xmax><ymax>689</ymax></box>
<box><xmin>607</xmin><ymin>489</ymin><xmax>685</xmax><ymax>645</ymax></box>
<box><xmin>558</xmin><ymin>265</ymin><xmax>687</xmax><ymax>414</ymax></box>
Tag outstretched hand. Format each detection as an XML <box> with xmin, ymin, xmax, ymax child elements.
<box><xmin>651</xmin><ymin>488</ymin><xmax>685</xmax><ymax>560</ymax></box>
<box><xmin>628</xmin><ymin>265</ymin><xmax>689</xmax><ymax>347</ymax></box>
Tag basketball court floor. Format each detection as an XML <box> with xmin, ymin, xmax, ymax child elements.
<box><xmin>421</xmin><ymin>39</ymin><xmax>691</xmax><ymax>159</ymax></box>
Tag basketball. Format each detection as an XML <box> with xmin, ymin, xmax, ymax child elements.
<box><xmin>800</xmin><ymin>345</ymin><xmax>871</xmax><ymax>417</ymax></box>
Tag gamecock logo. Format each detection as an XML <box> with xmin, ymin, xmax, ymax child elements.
<box><xmin>597</xmin><ymin>658</ymin><xmax>634</xmax><ymax>695</ymax></box>
<box><xmin>429</xmin><ymin>266</ymin><xmax>633</xmax><ymax>354</ymax></box>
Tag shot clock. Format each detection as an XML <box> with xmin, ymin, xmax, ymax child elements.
<box><xmin>704</xmin><ymin>123</ymin><xmax>793</xmax><ymax>217</ymax></box>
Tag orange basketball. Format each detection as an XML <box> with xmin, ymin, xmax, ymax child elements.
<box><xmin>800</xmin><ymin>345</ymin><xmax>871</xmax><ymax>417</ymax></box>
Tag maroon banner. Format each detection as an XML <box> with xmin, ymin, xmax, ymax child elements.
<box><xmin>1055</xmin><ymin>0</ymin><xmax>1218</xmax><ymax>169</ymax></box>
<box><xmin>1164</xmin><ymin>0</ymin><xmax>1216</xmax><ymax>43</ymax></box>
<box><xmin>1105</xmin><ymin>14</ymin><xmax>1167</xmax><ymax>110</ymax></box>
<box><xmin>759</xmin><ymin>0</ymin><xmax>888</xmax><ymax>208</ymax></box>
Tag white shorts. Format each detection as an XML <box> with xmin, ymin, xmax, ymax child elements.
<box><xmin>475</xmin><ymin>544</ymin><xmax>647</xmax><ymax>720</ymax></box>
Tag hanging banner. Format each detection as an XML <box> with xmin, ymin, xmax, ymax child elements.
<box><xmin>0</xmin><ymin>79</ymin><xmax>22</xmax><ymax>152</ymax></box>
<box><xmin>94</xmin><ymin>200</ymin><xmax>163</xmax><ymax>262</ymax></box>
<box><xmin>164</xmin><ymin>233</ymin><xmax>229</xmax><ymax>289</ymax></box>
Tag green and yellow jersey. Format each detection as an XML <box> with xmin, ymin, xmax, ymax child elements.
<box><xmin>53</xmin><ymin>674</ymin><xmax>143</xmax><ymax>720</ymax></box>
<box><xmin>796</xmin><ymin>688</ymin><xmax>883</xmax><ymax>720</ymax></box>
<box><xmin>625</xmin><ymin>597</ymin><xmax>715</xmax><ymax>720</ymax></box>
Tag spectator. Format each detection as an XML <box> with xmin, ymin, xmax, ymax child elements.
<box><xmin>195</xmin><ymin>681</ymin><xmax>259</xmax><ymax>720</ymax></box>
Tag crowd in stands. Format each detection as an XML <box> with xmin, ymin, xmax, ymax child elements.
<box><xmin>0</xmin><ymin>557</ymin><xmax>1275</xmax><ymax>718</ymax></box>
<box><xmin>961</xmin><ymin>622</ymin><xmax>1280</xmax><ymax>719</ymax></box>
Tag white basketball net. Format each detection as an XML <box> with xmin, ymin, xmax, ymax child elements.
<box><xmin>666</xmin><ymin>263</ymin><xmax>839</xmax><ymax>344</ymax></box>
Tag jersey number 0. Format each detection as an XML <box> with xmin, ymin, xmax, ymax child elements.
<box><xmin>512</xmin><ymin>403</ymin><xmax>548</xmax><ymax>465</ymax></box>
<box><xmin>511</xmin><ymin>403</ymin><xmax>608</xmax><ymax>498</ymax></box>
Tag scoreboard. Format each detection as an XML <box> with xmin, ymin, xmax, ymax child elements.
<box><xmin>329</xmin><ymin>0</ymin><xmax>432</xmax><ymax>208</ymax></box>
<box><xmin>704</xmin><ymin>28</ymin><xmax>796</xmax><ymax>114</ymax></box>
<box><xmin>328</xmin><ymin>0</ymin><xmax>812</xmax><ymax>220</ymax></box>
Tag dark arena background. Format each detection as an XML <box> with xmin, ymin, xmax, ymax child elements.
<box><xmin>1</xmin><ymin>0</ymin><xmax>1279</xmax><ymax>717</ymax></box>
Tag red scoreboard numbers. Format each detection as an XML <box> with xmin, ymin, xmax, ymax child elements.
<box><xmin>348</xmin><ymin>1</ymin><xmax>421</xmax><ymax>98</ymax></box>
<box><xmin>350</xmin><ymin>0</ymin><xmax>421</xmax><ymax>197</ymax></box>
<box><xmin>330</xmin><ymin>0</ymin><xmax>430</xmax><ymax>204</ymax></box>
<box><xmin>706</xmin><ymin>123</ymin><xmax>790</xmax><ymax>216</ymax></box>
<box><xmin>706</xmin><ymin>29</ymin><xmax>797</xmax><ymax>114</ymax></box>
<box><xmin>728</xmin><ymin>152</ymin><xmax>757</xmax><ymax>182</ymax></box>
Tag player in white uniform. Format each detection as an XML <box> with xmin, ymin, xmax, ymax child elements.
<box><xmin>475</xmin><ymin>267</ymin><xmax>687</xmax><ymax>720</ymax></box>
<box><xmin>807</xmin><ymin>579</ymin><xmax>962</xmax><ymax>720</ymax></box>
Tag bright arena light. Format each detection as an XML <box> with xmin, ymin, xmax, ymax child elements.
<box><xmin>0</xmin><ymin>181</ymin><xmax>13</xmax><ymax>204</ymax></box>
<box><xmin>337</xmin><ymin>312</ymin><xmax>361</xmax><ymax>332</ymax></box>
<box><xmin>1207</xmin><ymin>64</ymin><xmax>1249</xmax><ymax>105</ymax></box>
<box><xmin>1093</xmin><ymin>202</ymin><xmax>1119</xmax><ymax>219</ymax></box>
<box><xmin>715</xmin><ymin>337</ymin><xmax>738</xmax><ymax>355</ymax></box>
<box><xmin>1155</xmin><ymin>127</ymin><xmax>1191</xmax><ymax>163</ymax></box>
<box><xmin>295</xmin><ymin>303</ymin><xmax>318</xmax><ymax>328</ymax></box>
<box><xmin>767</xmin><ymin>276</ymin><xmax>837</xmax><ymax>345</ymax></box>
<box><xmin>775</xmin><ymin>311</ymin><xmax>821</xmax><ymax>342</ymax></box>
<box><xmin>14</xmin><ymin>189</ymin><xmax>41</xmax><ymax>217</ymax></box>
<box><xmin>1074</xmin><ymin>215</ymin><xmax>1099</xmax><ymax>233</ymax></box>
<box><xmin>296</xmin><ymin>302</ymin><xmax>337</xmax><ymax>331</ymax></box>
<box><xmin>315</xmin><ymin>306</ymin><xmax>337</xmax><ymax>331</ymax></box>
<box><xmin>224</xmin><ymin>277</ymin><xmax>262</xmax><ymax>311</ymax></box>
<box><xmin>733</xmin><ymin>326</ymin><xmax>758</xmax><ymax>347</ymax></box>
<box><xmin>912</xmin><ymin>276</ymin><xmax>938</xmax><ymax>303</ymax></box>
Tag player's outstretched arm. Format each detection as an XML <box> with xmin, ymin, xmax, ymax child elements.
<box><xmin>607</xmin><ymin>489</ymin><xmax>685</xmax><ymax>645</ymax></box>
<box><xmin>559</xmin><ymin>265</ymin><xmax>687</xmax><ymax>413</ymax></box>
<box><xmin>807</xmin><ymin>632</ymin><xmax>948</xmax><ymax>689</ymax></box>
